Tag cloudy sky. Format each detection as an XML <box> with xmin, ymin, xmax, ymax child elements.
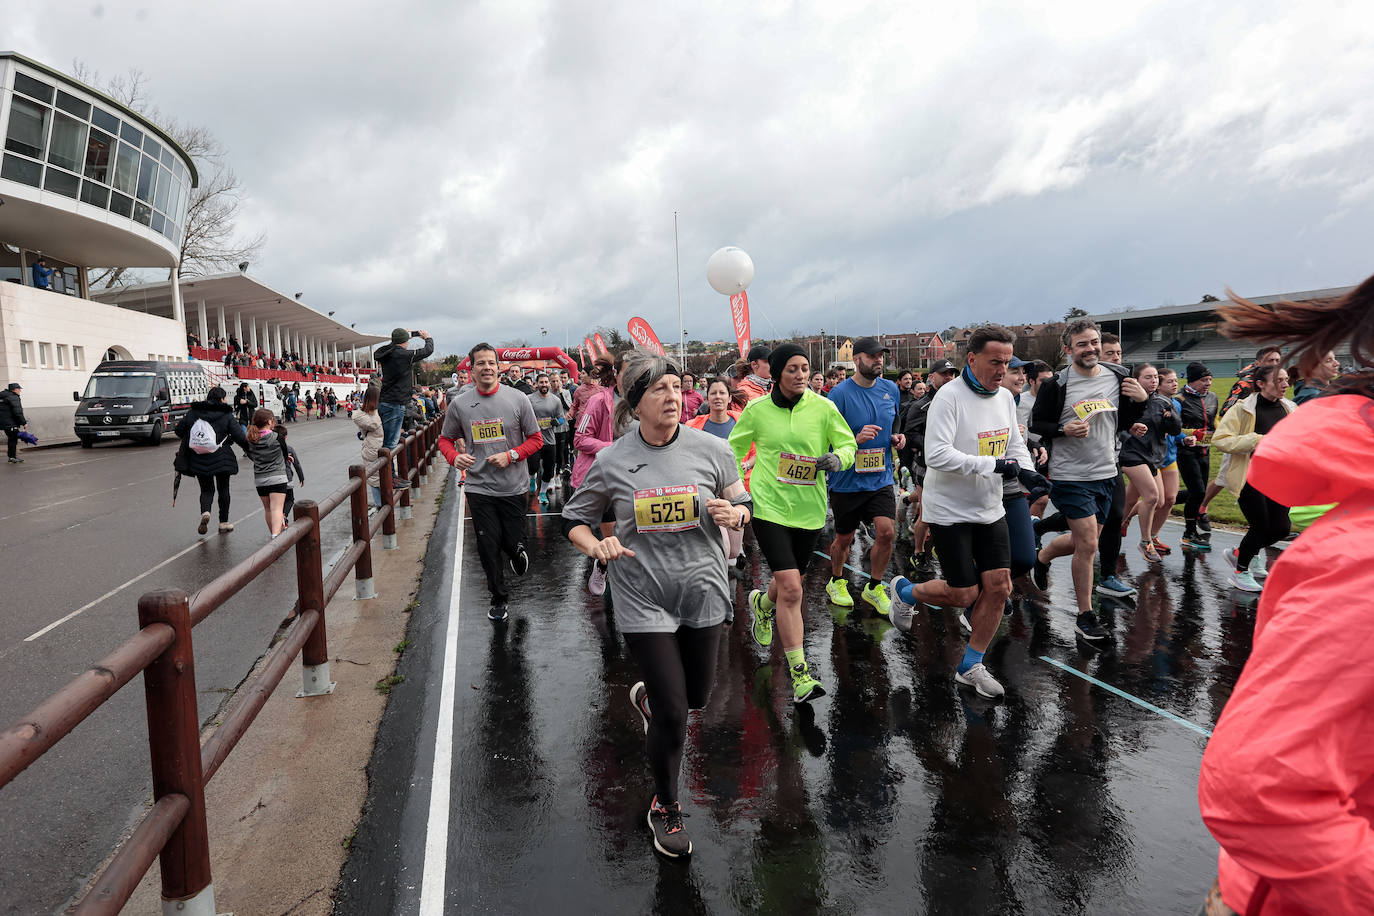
<box><xmin>10</xmin><ymin>0</ymin><xmax>1374</xmax><ymax>357</ymax></box>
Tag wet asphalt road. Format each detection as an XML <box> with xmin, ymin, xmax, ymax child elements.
<box><xmin>0</xmin><ymin>415</ymin><xmax>391</xmax><ymax>914</ymax></box>
<box><xmin>340</xmin><ymin>474</ymin><xmax>1262</xmax><ymax>916</ymax></box>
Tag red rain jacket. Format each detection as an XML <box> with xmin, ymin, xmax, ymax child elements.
<box><xmin>1198</xmin><ymin>394</ymin><xmax>1374</xmax><ymax>914</ymax></box>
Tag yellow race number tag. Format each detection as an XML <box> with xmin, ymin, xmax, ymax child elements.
<box><xmin>472</xmin><ymin>418</ymin><xmax>505</xmax><ymax>442</ymax></box>
<box><xmin>977</xmin><ymin>428</ymin><xmax>1009</xmax><ymax>457</ymax></box>
<box><xmin>633</xmin><ymin>485</ymin><xmax>700</xmax><ymax>533</ymax></box>
<box><xmin>1071</xmin><ymin>398</ymin><xmax>1116</xmax><ymax>422</ymax></box>
<box><xmin>537</xmin><ymin>416</ymin><xmax>553</xmax><ymax>431</ymax></box>
<box><xmin>776</xmin><ymin>452</ymin><xmax>818</xmax><ymax>485</ymax></box>
<box><xmin>855</xmin><ymin>447</ymin><xmax>885</xmax><ymax>473</ymax></box>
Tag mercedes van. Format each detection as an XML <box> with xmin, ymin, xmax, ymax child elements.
<box><xmin>73</xmin><ymin>360</ymin><xmax>210</xmax><ymax>447</ymax></box>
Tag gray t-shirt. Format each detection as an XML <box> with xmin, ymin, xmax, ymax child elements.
<box><xmin>440</xmin><ymin>384</ymin><xmax>541</xmax><ymax>496</ymax></box>
<box><xmin>1050</xmin><ymin>368</ymin><xmax>1120</xmax><ymax>481</ymax></box>
<box><xmin>562</xmin><ymin>425</ymin><xmax>744</xmax><ymax>633</ymax></box>
<box><xmin>528</xmin><ymin>391</ymin><xmax>566</xmax><ymax>441</ymax></box>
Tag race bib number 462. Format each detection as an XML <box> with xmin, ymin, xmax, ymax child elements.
<box><xmin>977</xmin><ymin>428</ymin><xmax>1009</xmax><ymax>457</ymax></box>
<box><xmin>633</xmin><ymin>485</ymin><xmax>700</xmax><ymax>533</ymax></box>
<box><xmin>1071</xmin><ymin>398</ymin><xmax>1116</xmax><ymax>421</ymax></box>
<box><xmin>472</xmin><ymin>418</ymin><xmax>505</xmax><ymax>442</ymax></box>
<box><xmin>776</xmin><ymin>452</ymin><xmax>818</xmax><ymax>485</ymax></box>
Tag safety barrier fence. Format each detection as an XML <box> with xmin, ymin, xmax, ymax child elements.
<box><xmin>0</xmin><ymin>415</ymin><xmax>446</xmax><ymax>915</ymax></box>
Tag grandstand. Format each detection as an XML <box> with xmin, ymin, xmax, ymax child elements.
<box><xmin>1088</xmin><ymin>286</ymin><xmax>1355</xmax><ymax>376</ymax></box>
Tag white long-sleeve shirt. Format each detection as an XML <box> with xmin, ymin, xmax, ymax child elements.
<box><xmin>922</xmin><ymin>376</ymin><xmax>1032</xmax><ymax>526</ymax></box>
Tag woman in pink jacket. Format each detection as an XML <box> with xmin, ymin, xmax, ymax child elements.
<box><xmin>572</xmin><ymin>353</ymin><xmax>625</xmax><ymax>595</ymax></box>
<box><xmin>1198</xmin><ymin>280</ymin><xmax>1374</xmax><ymax>915</ymax></box>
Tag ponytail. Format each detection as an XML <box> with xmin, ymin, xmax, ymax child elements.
<box><xmin>246</xmin><ymin>407</ymin><xmax>275</xmax><ymax>444</ymax></box>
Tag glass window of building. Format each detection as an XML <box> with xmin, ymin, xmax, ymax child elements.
<box><xmin>5</xmin><ymin>96</ymin><xmax>49</xmax><ymax>159</ymax></box>
<box><xmin>19</xmin><ymin>341</ymin><xmax>32</xmax><ymax>367</ymax></box>
<box><xmin>80</xmin><ymin>180</ymin><xmax>109</xmax><ymax>208</ymax></box>
<box><xmin>38</xmin><ymin>342</ymin><xmax>50</xmax><ymax>367</ymax></box>
<box><xmin>118</xmin><ymin>120</ymin><xmax>143</xmax><ymax>146</ymax></box>
<box><xmin>55</xmin><ymin>90</ymin><xmax>90</xmax><ymax>119</ymax></box>
<box><xmin>84</xmin><ymin>128</ymin><xmax>113</xmax><ymax>182</ymax></box>
<box><xmin>143</xmin><ymin>135</ymin><xmax>162</xmax><ymax>162</ymax></box>
<box><xmin>154</xmin><ymin>165</ymin><xmax>170</xmax><ymax>213</ymax></box>
<box><xmin>13</xmin><ymin>72</ymin><xmax>54</xmax><ymax>104</ymax></box>
<box><xmin>43</xmin><ymin>167</ymin><xmax>79</xmax><ymax>198</ymax></box>
<box><xmin>109</xmin><ymin>191</ymin><xmax>133</xmax><ymax>217</ymax></box>
<box><xmin>136</xmin><ymin>153</ymin><xmax>156</xmax><ymax>202</ymax></box>
<box><xmin>47</xmin><ymin>112</ymin><xmax>87</xmax><ymax>173</ymax></box>
<box><xmin>57</xmin><ymin>345</ymin><xmax>68</xmax><ymax>368</ymax></box>
<box><xmin>151</xmin><ymin>211</ymin><xmax>165</xmax><ymax>233</ymax></box>
<box><xmin>1</xmin><ymin>154</ymin><xmax>41</xmax><ymax>187</ymax></box>
<box><xmin>133</xmin><ymin>201</ymin><xmax>152</xmax><ymax>226</ymax></box>
<box><xmin>73</xmin><ymin>347</ymin><xmax>84</xmax><ymax>370</ymax></box>
<box><xmin>92</xmin><ymin>106</ymin><xmax>119</xmax><ymax>134</ymax></box>
<box><xmin>112</xmin><ymin>141</ymin><xmax>139</xmax><ymax>194</ymax></box>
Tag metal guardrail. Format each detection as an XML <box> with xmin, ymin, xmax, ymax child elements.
<box><xmin>0</xmin><ymin>415</ymin><xmax>445</xmax><ymax>914</ymax></box>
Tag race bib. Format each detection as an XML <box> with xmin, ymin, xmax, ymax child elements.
<box><xmin>855</xmin><ymin>447</ymin><xmax>885</xmax><ymax>473</ymax></box>
<box><xmin>633</xmin><ymin>485</ymin><xmax>700</xmax><ymax>533</ymax></box>
<box><xmin>472</xmin><ymin>418</ymin><xmax>505</xmax><ymax>442</ymax></box>
<box><xmin>1071</xmin><ymin>398</ymin><xmax>1116</xmax><ymax>421</ymax></box>
<box><xmin>537</xmin><ymin>416</ymin><xmax>553</xmax><ymax>430</ymax></box>
<box><xmin>776</xmin><ymin>452</ymin><xmax>818</xmax><ymax>485</ymax></box>
<box><xmin>977</xmin><ymin>427</ymin><xmax>1009</xmax><ymax>457</ymax></box>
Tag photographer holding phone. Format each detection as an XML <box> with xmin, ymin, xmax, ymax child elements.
<box><xmin>374</xmin><ymin>327</ymin><xmax>434</xmax><ymax>483</ymax></box>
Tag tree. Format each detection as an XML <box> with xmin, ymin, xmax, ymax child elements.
<box><xmin>499</xmin><ymin>338</ymin><xmax>532</xmax><ymax>348</ymax></box>
<box><xmin>1020</xmin><ymin>322</ymin><xmax>1066</xmax><ymax>367</ymax></box>
<box><xmin>71</xmin><ymin>62</ymin><xmax>265</xmax><ymax>287</ymax></box>
<box><xmin>1063</xmin><ymin>307</ymin><xmax>1089</xmax><ymax>320</ymax></box>
<box><xmin>1200</xmin><ymin>294</ymin><xmax>1219</xmax><ymax>303</ymax></box>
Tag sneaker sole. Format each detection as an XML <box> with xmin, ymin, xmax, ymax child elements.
<box><xmin>646</xmin><ymin>811</ymin><xmax>691</xmax><ymax>858</ymax></box>
<box><xmin>793</xmin><ymin>683</ymin><xmax>826</xmax><ymax>704</ymax></box>
<box><xmin>954</xmin><ymin>671</ymin><xmax>1004</xmax><ymax>699</ymax></box>
<box><xmin>860</xmin><ymin>593</ymin><xmax>889</xmax><ymax>616</ymax></box>
<box><xmin>197</xmin><ymin>514</ymin><xmax>210</xmax><ymax>535</ymax></box>
<box><xmin>629</xmin><ymin>683</ymin><xmax>650</xmax><ymax>735</ymax></box>
<box><xmin>1094</xmin><ymin>586</ymin><xmax>1136</xmax><ymax>598</ymax></box>
<box><xmin>1075</xmin><ymin>625</ymin><xmax>1108</xmax><ymax>641</ymax></box>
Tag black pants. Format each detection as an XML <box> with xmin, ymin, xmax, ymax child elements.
<box><xmin>5</xmin><ymin>428</ymin><xmax>17</xmax><ymax>460</ymax></box>
<box><xmin>1236</xmin><ymin>483</ymin><xmax>1290</xmax><ymax>570</ymax></box>
<box><xmin>555</xmin><ymin>431</ymin><xmax>570</xmax><ymax>471</ymax></box>
<box><xmin>468</xmin><ymin>492</ymin><xmax>527</xmax><ymax>604</ymax></box>
<box><xmin>1178</xmin><ymin>446</ymin><xmax>1210</xmax><ymax>527</ymax></box>
<box><xmin>534</xmin><ymin>442</ymin><xmax>557</xmax><ymax>484</ymax></box>
<box><xmin>623</xmin><ymin>624</ymin><xmax>724</xmax><ymax>805</ymax></box>
<box><xmin>197</xmin><ymin>473</ymin><xmax>232</xmax><ymax>522</ymax></box>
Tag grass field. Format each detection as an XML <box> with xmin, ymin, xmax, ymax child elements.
<box><xmin>1189</xmin><ymin>376</ymin><xmax>1241</xmax><ymax>526</ymax></box>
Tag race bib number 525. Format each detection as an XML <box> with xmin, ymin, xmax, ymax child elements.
<box><xmin>633</xmin><ymin>485</ymin><xmax>700</xmax><ymax>533</ymax></box>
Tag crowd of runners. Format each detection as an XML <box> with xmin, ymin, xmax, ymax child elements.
<box><xmin>429</xmin><ymin>287</ymin><xmax>1370</xmax><ymax>878</ymax></box>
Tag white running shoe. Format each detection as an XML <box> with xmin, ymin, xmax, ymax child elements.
<box><xmin>955</xmin><ymin>663</ymin><xmax>1005</xmax><ymax>699</ymax></box>
<box><xmin>588</xmin><ymin>561</ymin><xmax>607</xmax><ymax>596</ymax></box>
<box><xmin>1228</xmin><ymin>568</ymin><xmax>1263</xmax><ymax>592</ymax></box>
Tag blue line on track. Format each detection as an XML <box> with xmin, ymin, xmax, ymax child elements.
<box><xmin>1038</xmin><ymin>655</ymin><xmax>1213</xmax><ymax>738</ymax></box>
<box><xmin>813</xmin><ymin>549</ymin><xmax>870</xmax><ymax>578</ymax></box>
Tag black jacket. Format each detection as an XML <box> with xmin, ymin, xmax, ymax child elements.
<box><xmin>1177</xmin><ymin>384</ymin><xmax>1219</xmax><ymax>440</ymax></box>
<box><xmin>900</xmin><ymin>389</ymin><xmax>938</xmax><ymax>481</ymax></box>
<box><xmin>1029</xmin><ymin>362</ymin><xmax>1147</xmax><ymax>445</ymax></box>
<box><xmin>1119</xmin><ymin>393</ymin><xmax>1181</xmax><ymax>468</ymax></box>
<box><xmin>233</xmin><ymin>387</ymin><xmax>258</xmax><ymax>422</ymax></box>
<box><xmin>173</xmin><ymin>401</ymin><xmax>250</xmax><ymax>476</ymax></box>
<box><xmin>375</xmin><ymin>338</ymin><xmax>435</xmax><ymax>404</ymax></box>
<box><xmin>0</xmin><ymin>390</ymin><xmax>25</xmax><ymax>428</ymax></box>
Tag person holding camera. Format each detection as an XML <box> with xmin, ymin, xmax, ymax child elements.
<box><xmin>374</xmin><ymin>328</ymin><xmax>433</xmax><ymax>488</ymax></box>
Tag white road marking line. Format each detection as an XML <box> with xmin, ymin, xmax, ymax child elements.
<box><xmin>0</xmin><ymin>473</ymin><xmax>175</xmax><ymax>523</ymax></box>
<box><xmin>23</xmin><ymin>506</ymin><xmax>259</xmax><ymax>642</ymax></box>
<box><xmin>18</xmin><ymin>455</ymin><xmax>123</xmax><ymax>473</ymax></box>
<box><xmin>420</xmin><ymin>476</ymin><xmax>465</xmax><ymax>916</ymax></box>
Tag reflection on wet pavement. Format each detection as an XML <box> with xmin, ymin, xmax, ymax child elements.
<box><xmin>444</xmin><ymin>498</ymin><xmax>1257</xmax><ymax>915</ymax></box>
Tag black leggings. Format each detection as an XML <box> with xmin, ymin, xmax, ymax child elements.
<box><xmin>623</xmin><ymin>624</ymin><xmax>723</xmax><ymax>805</ymax></box>
<box><xmin>556</xmin><ymin>431</ymin><xmax>571</xmax><ymax>471</ymax></box>
<box><xmin>1236</xmin><ymin>483</ymin><xmax>1290</xmax><ymax>570</ymax></box>
<box><xmin>535</xmin><ymin>442</ymin><xmax>557</xmax><ymax>484</ymax></box>
<box><xmin>467</xmin><ymin>491</ymin><xmax>527</xmax><ymax>603</ymax></box>
<box><xmin>1177</xmin><ymin>446</ymin><xmax>1210</xmax><ymax>524</ymax></box>
<box><xmin>197</xmin><ymin>473</ymin><xmax>232</xmax><ymax>522</ymax></box>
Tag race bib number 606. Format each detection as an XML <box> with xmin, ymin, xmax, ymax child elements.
<box><xmin>472</xmin><ymin>418</ymin><xmax>505</xmax><ymax>442</ymax></box>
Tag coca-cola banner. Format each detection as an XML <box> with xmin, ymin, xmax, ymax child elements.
<box><xmin>594</xmin><ymin>333</ymin><xmax>610</xmax><ymax>359</ymax></box>
<box><xmin>627</xmin><ymin>316</ymin><xmax>666</xmax><ymax>356</ymax></box>
<box><xmin>730</xmin><ymin>291</ymin><xmax>752</xmax><ymax>359</ymax></box>
<box><xmin>582</xmin><ymin>339</ymin><xmax>595</xmax><ymax>365</ymax></box>
<box><xmin>455</xmin><ymin>346</ymin><xmax>579</xmax><ymax>383</ymax></box>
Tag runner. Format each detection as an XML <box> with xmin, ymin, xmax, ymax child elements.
<box><xmin>901</xmin><ymin>357</ymin><xmax>959</xmax><ymax>576</ymax></box>
<box><xmin>1213</xmin><ymin>363</ymin><xmax>1295</xmax><ymax>591</ymax></box>
<box><xmin>686</xmin><ymin>377</ymin><xmax>746</xmax><ymax>569</ymax></box>
<box><xmin>679</xmin><ymin>372</ymin><xmax>704</xmax><ymax>418</ymax></box>
<box><xmin>728</xmin><ymin>344</ymin><xmax>857</xmax><ymax>703</ymax></box>
<box><xmin>527</xmin><ymin>372</ymin><xmax>566</xmax><ymax>505</ymax></box>
<box><xmin>737</xmin><ymin>345</ymin><xmax>772</xmax><ymax>402</ymax></box>
<box><xmin>1177</xmin><ymin>361</ymin><xmax>1218</xmax><ymax>551</ymax></box>
<box><xmin>809</xmin><ymin>371</ymin><xmax>826</xmax><ymax>394</ymax></box>
<box><xmin>1117</xmin><ymin>364</ymin><xmax>1181</xmax><ymax>563</ymax></box>
<box><xmin>823</xmin><ymin>338</ymin><xmax>906</xmax><ymax>615</ymax></box>
<box><xmin>1122</xmin><ymin>367</ymin><xmax>1190</xmax><ymax>554</ymax></box>
<box><xmin>1292</xmin><ymin>349</ymin><xmax>1340</xmax><ymax>404</ymax></box>
<box><xmin>437</xmin><ymin>342</ymin><xmax>542</xmax><ymax>622</ymax></box>
<box><xmin>573</xmin><ymin>353</ymin><xmax>627</xmax><ymax>596</ymax></box>
<box><xmin>1197</xmin><ymin>346</ymin><xmax>1284</xmax><ymax>524</ymax></box>
<box><xmin>1029</xmin><ymin>319</ymin><xmax>1147</xmax><ymax>642</ymax></box>
<box><xmin>561</xmin><ymin>351</ymin><xmax>751</xmax><ymax>858</ymax></box>
<box><xmin>885</xmin><ymin>325</ymin><xmax>1038</xmax><ymax>698</ymax></box>
<box><xmin>550</xmin><ymin>370</ymin><xmax>574</xmax><ymax>473</ymax></box>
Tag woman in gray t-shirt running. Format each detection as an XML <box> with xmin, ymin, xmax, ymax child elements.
<box><xmin>562</xmin><ymin>352</ymin><xmax>752</xmax><ymax>860</ymax></box>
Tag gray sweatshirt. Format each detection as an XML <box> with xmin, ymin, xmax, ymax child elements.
<box><xmin>247</xmin><ymin>428</ymin><xmax>289</xmax><ymax>487</ymax></box>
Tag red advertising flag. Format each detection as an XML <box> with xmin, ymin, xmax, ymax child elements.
<box><xmin>627</xmin><ymin>316</ymin><xmax>666</xmax><ymax>355</ymax></box>
<box><xmin>583</xmin><ymin>338</ymin><xmax>595</xmax><ymax>364</ymax></box>
<box><xmin>730</xmin><ymin>291</ymin><xmax>752</xmax><ymax>359</ymax></box>
<box><xmin>594</xmin><ymin>333</ymin><xmax>610</xmax><ymax>358</ymax></box>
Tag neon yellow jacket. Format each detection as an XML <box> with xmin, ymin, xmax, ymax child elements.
<box><xmin>728</xmin><ymin>389</ymin><xmax>857</xmax><ymax>529</ymax></box>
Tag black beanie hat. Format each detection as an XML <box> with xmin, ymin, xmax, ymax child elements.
<box><xmin>768</xmin><ymin>344</ymin><xmax>808</xmax><ymax>380</ymax></box>
<box><xmin>1186</xmin><ymin>361</ymin><xmax>1212</xmax><ymax>384</ymax></box>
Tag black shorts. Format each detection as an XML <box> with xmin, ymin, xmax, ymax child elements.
<box><xmin>751</xmin><ymin>517</ymin><xmax>822</xmax><ymax>574</ymax></box>
<box><xmin>1121</xmin><ymin>459</ymin><xmax>1159</xmax><ymax>476</ymax></box>
<box><xmin>830</xmin><ymin>487</ymin><xmax>897</xmax><ymax>534</ymax></box>
<box><xmin>928</xmin><ymin>519</ymin><xmax>1011</xmax><ymax>589</ymax></box>
<box><xmin>256</xmin><ymin>483</ymin><xmax>291</xmax><ymax>497</ymax></box>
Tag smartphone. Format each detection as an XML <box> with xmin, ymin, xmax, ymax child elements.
<box><xmin>410</xmin><ymin>330</ymin><xmax>421</xmax><ymax>338</ymax></box>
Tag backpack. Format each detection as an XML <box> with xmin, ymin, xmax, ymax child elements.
<box><xmin>188</xmin><ymin>418</ymin><xmax>224</xmax><ymax>454</ymax></box>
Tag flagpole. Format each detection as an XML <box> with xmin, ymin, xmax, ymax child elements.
<box><xmin>674</xmin><ymin>211</ymin><xmax>684</xmax><ymax>366</ymax></box>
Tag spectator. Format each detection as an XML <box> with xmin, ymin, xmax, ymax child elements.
<box><xmin>31</xmin><ymin>257</ymin><xmax>54</xmax><ymax>290</ymax></box>
<box><xmin>233</xmin><ymin>382</ymin><xmax>258</xmax><ymax>427</ymax></box>
<box><xmin>375</xmin><ymin>328</ymin><xmax>434</xmax><ymax>484</ymax></box>
<box><xmin>173</xmin><ymin>386</ymin><xmax>250</xmax><ymax>536</ymax></box>
<box><xmin>1</xmin><ymin>382</ymin><xmax>27</xmax><ymax>464</ymax></box>
<box><xmin>354</xmin><ymin>386</ymin><xmax>385</xmax><ymax>507</ymax></box>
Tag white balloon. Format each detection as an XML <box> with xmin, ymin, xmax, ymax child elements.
<box><xmin>706</xmin><ymin>246</ymin><xmax>754</xmax><ymax>296</ymax></box>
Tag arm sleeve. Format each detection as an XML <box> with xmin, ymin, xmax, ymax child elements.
<box><xmin>1005</xmin><ymin>398</ymin><xmax>1032</xmax><ymax>468</ymax></box>
<box><xmin>230</xmin><ymin>421</ymin><xmax>251</xmax><ymax>451</ymax></box>
<box><xmin>1029</xmin><ymin>379</ymin><xmax>1062</xmax><ymax>441</ymax></box>
<box><xmin>824</xmin><ymin>402</ymin><xmax>857</xmax><ymax>470</ymax></box>
<box><xmin>574</xmin><ymin>396</ymin><xmax>612</xmax><ymax>456</ymax></box>
<box><xmin>727</xmin><ymin>403</ymin><xmax>756</xmax><ymax>463</ymax></box>
<box><xmin>1212</xmin><ymin>407</ymin><xmax>1261</xmax><ymax>455</ymax></box>
<box><xmin>561</xmin><ymin>456</ymin><xmax>611</xmax><ymax>535</ymax></box>
<box><xmin>410</xmin><ymin>338</ymin><xmax>435</xmax><ymax>363</ymax></box>
<box><xmin>924</xmin><ymin>393</ymin><xmax>997</xmax><ymax>476</ymax></box>
<box><xmin>510</xmin><ymin>397</ymin><xmax>543</xmax><ymax>459</ymax></box>
<box><xmin>437</xmin><ymin>404</ymin><xmax>464</xmax><ymax>466</ymax></box>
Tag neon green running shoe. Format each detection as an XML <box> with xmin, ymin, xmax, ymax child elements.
<box><xmin>825</xmin><ymin>576</ymin><xmax>854</xmax><ymax>607</ymax></box>
<box><xmin>861</xmin><ymin>581</ymin><xmax>891</xmax><ymax>616</ymax></box>
<box><xmin>790</xmin><ymin>663</ymin><xmax>827</xmax><ymax>704</ymax></box>
<box><xmin>749</xmin><ymin>589</ymin><xmax>774</xmax><ymax>648</ymax></box>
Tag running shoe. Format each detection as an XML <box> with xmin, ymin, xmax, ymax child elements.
<box><xmin>888</xmin><ymin>576</ymin><xmax>918</xmax><ymax>633</ymax></box>
<box><xmin>1138</xmin><ymin>539</ymin><xmax>1161</xmax><ymax>563</ymax></box>
<box><xmin>790</xmin><ymin>664</ymin><xmax>826</xmax><ymax>704</ymax></box>
<box><xmin>1228</xmin><ymin>568</ymin><xmax>1263</xmax><ymax>592</ymax></box>
<box><xmin>629</xmin><ymin>681</ymin><xmax>651</xmax><ymax>734</ymax></box>
<box><xmin>957</xmin><ymin>609</ymin><xmax>973</xmax><ymax>634</ymax></box>
<box><xmin>1075</xmin><ymin>612</ymin><xmax>1109</xmax><ymax>641</ymax></box>
<box><xmin>197</xmin><ymin>511</ymin><xmax>211</xmax><ymax>535</ymax></box>
<box><xmin>955</xmin><ymin>663</ymin><xmax>1005</xmax><ymax>699</ymax></box>
<box><xmin>587</xmin><ymin>561</ymin><xmax>607</xmax><ymax>596</ymax></box>
<box><xmin>7</xmin><ymin>457</ymin><xmax>23</xmax><ymax>464</ymax></box>
<box><xmin>509</xmin><ymin>545</ymin><xmax>530</xmax><ymax>576</ymax></box>
<box><xmin>1180</xmin><ymin>532</ymin><xmax>1211</xmax><ymax>551</ymax></box>
<box><xmin>1230</xmin><ymin>548</ymin><xmax>1268</xmax><ymax>579</ymax></box>
<box><xmin>1032</xmin><ymin>557</ymin><xmax>1050</xmax><ymax>591</ymax></box>
<box><xmin>1095</xmin><ymin>575</ymin><xmax>1137</xmax><ymax>598</ymax></box>
<box><xmin>749</xmin><ymin>589</ymin><xmax>774</xmax><ymax>648</ymax></box>
<box><xmin>1197</xmin><ymin>512</ymin><xmax>1213</xmax><ymax>535</ymax></box>
<box><xmin>218</xmin><ymin>522</ymin><xmax>234</xmax><ymax>533</ymax></box>
<box><xmin>538</xmin><ymin>490</ymin><xmax>548</xmax><ymax>506</ymax></box>
<box><xmin>825</xmin><ymin>577</ymin><xmax>854</xmax><ymax>608</ymax></box>
<box><xmin>914</xmin><ymin>551</ymin><xmax>938</xmax><ymax>577</ymax></box>
<box><xmin>1151</xmin><ymin>537</ymin><xmax>1173</xmax><ymax>556</ymax></box>
<box><xmin>860</xmin><ymin>581</ymin><xmax>891</xmax><ymax>616</ymax></box>
<box><xmin>487</xmin><ymin>604</ymin><xmax>509</xmax><ymax>622</ymax></box>
<box><xmin>647</xmin><ymin>796</ymin><xmax>691</xmax><ymax>857</ymax></box>
<box><xmin>529</xmin><ymin>475</ymin><xmax>538</xmax><ymax>494</ymax></box>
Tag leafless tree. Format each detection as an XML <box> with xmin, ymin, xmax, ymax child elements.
<box><xmin>71</xmin><ymin>62</ymin><xmax>265</xmax><ymax>289</ymax></box>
